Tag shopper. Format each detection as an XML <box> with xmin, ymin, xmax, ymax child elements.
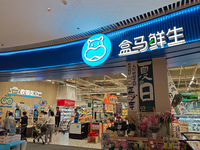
<box><xmin>39</xmin><ymin>110</ymin><xmax>44</xmax><ymax>124</ymax></box>
<box><xmin>43</xmin><ymin>111</ymin><xmax>48</xmax><ymax>125</ymax></box>
<box><xmin>74</xmin><ymin>108</ymin><xmax>79</xmax><ymax>123</ymax></box>
<box><xmin>45</xmin><ymin>111</ymin><xmax>55</xmax><ymax>144</ymax></box>
<box><xmin>4</xmin><ymin>112</ymin><xmax>15</xmax><ymax>132</ymax></box>
<box><xmin>20</xmin><ymin>111</ymin><xmax>28</xmax><ymax>140</ymax></box>
<box><xmin>55</xmin><ymin>107</ymin><xmax>60</xmax><ymax>132</ymax></box>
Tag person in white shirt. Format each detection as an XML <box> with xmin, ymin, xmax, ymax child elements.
<box><xmin>4</xmin><ymin>112</ymin><xmax>15</xmax><ymax>132</ymax></box>
<box><xmin>42</xmin><ymin>111</ymin><xmax>48</xmax><ymax>126</ymax></box>
<box><xmin>39</xmin><ymin>111</ymin><xmax>44</xmax><ymax>124</ymax></box>
<box><xmin>45</xmin><ymin>111</ymin><xmax>55</xmax><ymax>144</ymax></box>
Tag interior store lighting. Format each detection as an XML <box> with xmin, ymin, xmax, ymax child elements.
<box><xmin>192</xmin><ymin>76</ymin><xmax>195</xmax><ymax>81</ymax></box>
<box><xmin>121</xmin><ymin>73</ymin><xmax>127</xmax><ymax>78</ymax></box>
<box><xmin>66</xmin><ymin>84</ymin><xmax>77</xmax><ymax>88</ymax></box>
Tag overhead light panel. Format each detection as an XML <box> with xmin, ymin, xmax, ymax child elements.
<box><xmin>192</xmin><ymin>76</ymin><xmax>195</xmax><ymax>81</ymax></box>
<box><xmin>66</xmin><ymin>84</ymin><xmax>77</xmax><ymax>88</ymax></box>
<box><xmin>121</xmin><ymin>73</ymin><xmax>127</xmax><ymax>78</ymax></box>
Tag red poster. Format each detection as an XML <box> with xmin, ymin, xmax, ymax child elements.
<box><xmin>57</xmin><ymin>99</ymin><xmax>75</xmax><ymax>107</ymax></box>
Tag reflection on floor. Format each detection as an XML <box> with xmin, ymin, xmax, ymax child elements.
<box><xmin>27</xmin><ymin>132</ymin><xmax>101</xmax><ymax>149</ymax></box>
<box><xmin>27</xmin><ymin>142</ymin><xmax>99</xmax><ymax>150</ymax></box>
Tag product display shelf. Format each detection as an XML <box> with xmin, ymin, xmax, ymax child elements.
<box><xmin>90</xmin><ymin>123</ymin><xmax>102</xmax><ymax>140</ymax></box>
<box><xmin>107</xmin><ymin>136</ymin><xmax>179</xmax><ymax>150</ymax></box>
<box><xmin>174</xmin><ymin>114</ymin><xmax>200</xmax><ymax>133</ymax></box>
<box><xmin>60</xmin><ymin>108</ymin><xmax>74</xmax><ymax>132</ymax></box>
<box><xmin>109</xmin><ymin>136</ymin><xmax>165</xmax><ymax>143</ymax></box>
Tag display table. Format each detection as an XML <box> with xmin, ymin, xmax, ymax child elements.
<box><xmin>69</xmin><ymin>122</ymin><xmax>89</xmax><ymax>139</ymax></box>
<box><xmin>0</xmin><ymin>141</ymin><xmax>27</xmax><ymax>150</ymax></box>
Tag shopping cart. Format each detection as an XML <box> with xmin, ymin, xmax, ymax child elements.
<box><xmin>33</xmin><ymin>124</ymin><xmax>47</xmax><ymax>144</ymax></box>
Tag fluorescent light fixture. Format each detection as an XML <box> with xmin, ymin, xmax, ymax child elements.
<box><xmin>66</xmin><ymin>84</ymin><xmax>77</xmax><ymax>88</ymax></box>
<box><xmin>192</xmin><ymin>76</ymin><xmax>195</xmax><ymax>81</ymax></box>
<box><xmin>121</xmin><ymin>73</ymin><xmax>127</xmax><ymax>78</ymax></box>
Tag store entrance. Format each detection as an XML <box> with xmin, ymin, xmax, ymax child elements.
<box><xmin>1</xmin><ymin>64</ymin><xmax>200</xmax><ymax>149</ymax></box>
<box><xmin>0</xmin><ymin>73</ymin><xmax>128</xmax><ymax>149</ymax></box>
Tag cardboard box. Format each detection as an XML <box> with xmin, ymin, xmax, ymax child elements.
<box><xmin>87</xmin><ymin>136</ymin><xmax>99</xmax><ymax>144</ymax></box>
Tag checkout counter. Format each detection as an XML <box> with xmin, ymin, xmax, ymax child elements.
<box><xmin>69</xmin><ymin>122</ymin><xmax>89</xmax><ymax>139</ymax></box>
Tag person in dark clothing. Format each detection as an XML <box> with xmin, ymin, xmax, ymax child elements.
<box><xmin>55</xmin><ymin>107</ymin><xmax>60</xmax><ymax>132</ymax></box>
<box><xmin>20</xmin><ymin>111</ymin><xmax>28</xmax><ymax>140</ymax></box>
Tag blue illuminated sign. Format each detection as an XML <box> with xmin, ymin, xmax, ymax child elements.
<box><xmin>0</xmin><ymin>5</ymin><xmax>200</xmax><ymax>72</ymax></box>
<box><xmin>82</xmin><ymin>34</ymin><xmax>112</xmax><ymax>67</ymax></box>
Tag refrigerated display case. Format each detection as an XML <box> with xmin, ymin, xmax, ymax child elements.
<box><xmin>59</xmin><ymin>108</ymin><xmax>74</xmax><ymax>132</ymax></box>
<box><xmin>174</xmin><ymin>114</ymin><xmax>200</xmax><ymax>133</ymax></box>
<box><xmin>181</xmin><ymin>132</ymin><xmax>200</xmax><ymax>149</ymax></box>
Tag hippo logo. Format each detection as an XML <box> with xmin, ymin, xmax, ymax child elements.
<box><xmin>1</xmin><ymin>97</ymin><xmax>13</xmax><ymax>105</ymax></box>
<box><xmin>82</xmin><ymin>34</ymin><xmax>112</xmax><ymax>67</ymax></box>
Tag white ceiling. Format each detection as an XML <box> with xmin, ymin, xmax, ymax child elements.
<box><xmin>0</xmin><ymin>0</ymin><xmax>180</xmax><ymax>49</ymax></box>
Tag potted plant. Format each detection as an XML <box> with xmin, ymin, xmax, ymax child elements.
<box><xmin>127</xmin><ymin>123</ymin><xmax>136</xmax><ymax>137</ymax></box>
<box><xmin>127</xmin><ymin>115</ymin><xmax>136</xmax><ymax>137</ymax></box>
<box><xmin>149</xmin><ymin>125</ymin><xmax>160</xmax><ymax>139</ymax></box>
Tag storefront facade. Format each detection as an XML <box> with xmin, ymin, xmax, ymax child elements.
<box><xmin>0</xmin><ymin>3</ymin><xmax>200</xmax><ymax>150</ymax></box>
<box><xmin>0</xmin><ymin>4</ymin><xmax>199</xmax><ymax>82</ymax></box>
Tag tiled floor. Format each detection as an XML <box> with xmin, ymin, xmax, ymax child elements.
<box><xmin>28</xmin><ymin>132</ymin><xmax>101</xmax><ymax>149</ymax></box>
<box><xmin>27</xmin><ymin>142</ymin><xmax>99</xmax><ymax>150</ymax></box>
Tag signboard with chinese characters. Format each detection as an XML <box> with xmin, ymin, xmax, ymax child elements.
<box><xmin>119</xmin><ymin>26</ymin><xmax>186</xmax><ymax>57</ymax></box>
<box><xmin>8</xmin><ymin>86</ymin><xmax>42</xmax><ymax>99</ymax></box>
<box><xmin>167</xmin><ymin>71</ymin><xmax>187</xmax><ymax>115</ymax></box>
<box><xmin>127</xmin><ymin>61</ymin><xmax>139</xmax><ymax>111</ymax></box>
<box><xmin>57</xmin><ymin>99</ymin><xmax>75</xmax><ymax>107</ymax></box>
<box><xmin>138</xmin><ymin>59</ymin><xmax>155</xmax><ymax>112</ymax></box>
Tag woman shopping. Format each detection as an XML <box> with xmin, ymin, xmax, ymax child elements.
<box><xmin>45</xmin><ymin>111</ymin><xmax>55</xmax><ymax>144</ymax></box>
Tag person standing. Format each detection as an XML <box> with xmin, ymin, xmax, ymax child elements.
<box><xmin>55</xmin><ymin>107</ymin><xmax>60</xmax><ymax>132</ymax></box>
<box><xmin>45</xmin><ymin>111</ymin><xmax>55</xmax><ymax>144</ymax></box>
<box><xmin>74</xmin><ymin>109</ymin><xmax>79</xmax><ymax>123</ymax></box>
<box><xmin>20</xmin><ymin>111</ymin><xmax>28</xmax><ymax>140</ymax></box>
<box><xmin>43</xmin><ymin>111</ymin><xmax>48</xmax><ymax>125</ymax></box>
<box><xmin>4</xmin><ymin>112</ymin><xmax>15</xmax><ymax>132</ymax></box>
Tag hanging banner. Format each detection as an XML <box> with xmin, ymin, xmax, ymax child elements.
<box><xmin>127</xmin><ymin>61</ymin><xmax>139</xmax><ymax>111</ymax></box>
<box><xmin>167</xmin><ymin>71</ymin><xmax>187</xmax><ymax>115</ymax></box>
<box><xmin>138</xmin><ymin>59</ymin><xmax>155</xmax><ymax>112</ymax></box>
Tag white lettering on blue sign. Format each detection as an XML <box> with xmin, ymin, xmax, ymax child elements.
<box><xmin>9</xmin><ymin>87</ymin><xmax>42</xmax><ymax>97</ymax></box>
<box><xmin>119</xmin><ymin>26</ymin><xmax>186</xmax><ymax>56</ymax></box>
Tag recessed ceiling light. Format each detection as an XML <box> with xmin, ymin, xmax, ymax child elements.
<box><xmin>62</xmin><ymin>0</ymin><xmax>67</xmax><ymax>5</ymax></box>
<box><xmin>47</xmin><ymin>8</ymin><xmax>51</xmax><ymax>12</ymax></box>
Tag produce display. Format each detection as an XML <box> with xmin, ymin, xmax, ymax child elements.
<box><xmin>88</xmin><ymin>132</ymin><xmax>98</xmax><ymax>137</ymax></box>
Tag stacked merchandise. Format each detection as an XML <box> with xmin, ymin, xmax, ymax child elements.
<box><xmin>174</xmin><ymin>114</ymin><xmax>200</xmax><ymax>133</ymax></box>
<box><xmin>59</xmin><ymin>108</ymin><xmax>74</xmax><ymax>132</ymax></box>
<box><xmin>0</xmin><ymin>130</ymin><xmax>21</xmax><ymax>144</ymax></box>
